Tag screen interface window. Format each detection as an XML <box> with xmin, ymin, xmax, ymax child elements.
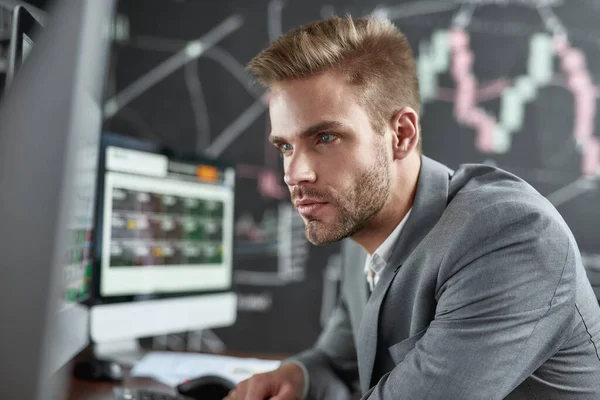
<box><xmin>63</xmin><ymin>230</ymin><xmax>93</xmax><ymax>302</ymax></box>
<box><xmin>100</xmin><ymin>146</ymin><xmax>235</xmax><ymax>297</ymax></box>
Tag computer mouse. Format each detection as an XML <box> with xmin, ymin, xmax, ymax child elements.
<box><xmin>176</xmin><ymin>374</ymin><xmax>235</xmax><ymax>400</ymax></box>
<box><xmin>72</xmin><ymin>358</ymin><xmax>124</xmax><ymax>382</ymax></box>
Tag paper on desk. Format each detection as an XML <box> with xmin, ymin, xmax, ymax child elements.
<box><xmin>130</xmin><ymin>351</ymin><xmax>281</xmax><ymax>388</ymax></box>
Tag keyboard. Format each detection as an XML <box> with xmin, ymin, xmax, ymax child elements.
<box><xmin>113</xmin><ymin>387</ymin><xmax>192</xmax><ymax>400</ymax></box>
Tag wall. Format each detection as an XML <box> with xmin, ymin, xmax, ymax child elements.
<box><xmin>106</xmin><ymin>0</ymin><xmax>600</xmax><ymax>355</ymax></box>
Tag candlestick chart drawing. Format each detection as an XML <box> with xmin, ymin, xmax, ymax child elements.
<box><xmin>391</xmin><ymin>1</ymin><xmax>600</xmax><ymax>294</ymax></box>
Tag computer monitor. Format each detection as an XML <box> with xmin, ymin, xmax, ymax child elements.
<box><xmin>90</xmin><ymin>133</ymin><xmax>237</xmax><ymax>360</ymax></box>
<box><xmin>5</xmin><ymin>4</ymin><xmax>44</xmax><ymax>86</ymax></box>
<box><xmin>0</xmin><ymin>0</ymin><xmax>115</xmax><ymax>398</ymax></box>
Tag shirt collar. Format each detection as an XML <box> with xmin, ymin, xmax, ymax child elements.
<box><xmin>364</xmin><ymin>208</ymin><xmax>412</xmax><ymax>276</ymax></box>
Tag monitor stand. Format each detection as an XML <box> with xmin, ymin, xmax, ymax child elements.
<box><xmin>93</xmin><ymin>339</ymin><xmax>148</xmax><ymax>367</ymax></box>
<box><xmin>72</xmin><ymin>340</ymin><xmax>145</xmax><ymax>382</ymax></box>
<box><xmin>72</xmin><ymin>340</ymin><xmax>151</xmax><ymax>382</ymax></box>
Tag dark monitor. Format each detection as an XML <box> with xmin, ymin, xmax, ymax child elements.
<box><xmin>5</xmin><ymin>4</ymin><xmax>44</xmax><ymax>86</ymax></box>
<box><xmin>0</xmin><ymin>0</ymin><xmax>115</xmax><ymax>398</ymax></box>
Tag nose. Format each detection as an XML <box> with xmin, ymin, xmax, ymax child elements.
<box><xmin>283</xmin><ymin>151</ymin><xmax>316</xmax><ymax>187</ymax></box>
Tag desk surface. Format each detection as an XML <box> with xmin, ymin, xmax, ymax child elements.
<box><xmin>68</xmin><ymin>371</ymin><xmax>175</xmax><ymax>400</ymax></box>
<box><xmin>66</xmin><ymin>349</ymin><xmax>287</xmax><ymax>400</ymax></box>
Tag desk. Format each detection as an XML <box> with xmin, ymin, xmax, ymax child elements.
<box><xmin>66</xmin><ymin>349</ymin><xmax>288</xmax><ymax>400</ymax></box>
<box><xmin>68</xmin><ymin>368</ymin><xmax>176</xmax><ymax>400</ymax></box>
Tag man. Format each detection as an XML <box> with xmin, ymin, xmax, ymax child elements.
<box><xmin>226</xmin><ymin>16</ymin><xmax>600</xmax><ymax>399</ymax></box>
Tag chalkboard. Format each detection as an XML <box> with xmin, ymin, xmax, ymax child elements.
<box><xmin>105</xmin><ymin>0</ymin><xmax>600</xmax><ymax>355</ymax></box>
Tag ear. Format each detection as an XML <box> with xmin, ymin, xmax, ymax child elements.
<box><xmin>390</xmin><ymin>107</ymin><xmax>420</xmax><ymax>160</ymax></box>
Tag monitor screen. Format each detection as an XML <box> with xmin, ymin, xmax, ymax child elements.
<box><xmin>62</xmin><ymin>112</ymin><xmax>98</xmax><ymax>304</ymax></box>
<box><xmin>95</xmin><ymin>134</ymin><xmax>236</xmax><ymax>299</ymax></box>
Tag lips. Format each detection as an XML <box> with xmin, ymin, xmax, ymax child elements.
<box><xmin>294</xmin><ymin>199</ymin><xmax>328</xmax><ymax>217</ymax></box>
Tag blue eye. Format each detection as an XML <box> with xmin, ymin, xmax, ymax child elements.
<box><xmin>279</xmin><ymin>143</ymin><xmax>293</xmax><ymax>153</ymax></box>
<box><xmin>318</xmin><ymin>133</ymin><xmax>336</xmax><ymax>144</ymax></box>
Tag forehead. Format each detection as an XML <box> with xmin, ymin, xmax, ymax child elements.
<box><xmin>268</xmin><ymin>71</ymin><xmax>370</xmax><ymax>138</ymax></box>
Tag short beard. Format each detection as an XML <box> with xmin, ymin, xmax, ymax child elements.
<box><xmin>300</xmin><ymin>145</ymin><xmax>392</xmax><ymax>245</ymax></box>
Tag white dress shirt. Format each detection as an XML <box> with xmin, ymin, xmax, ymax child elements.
<box><xmin>364</xmin><ymin>209</ymin><xmax>412</xmax><ymax>291</ymax></box>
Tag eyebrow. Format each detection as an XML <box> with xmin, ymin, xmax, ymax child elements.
<box><xmin>268</xmin><ymin>120</ymin><xmax>346</xmax><ymax>145</ymax></box>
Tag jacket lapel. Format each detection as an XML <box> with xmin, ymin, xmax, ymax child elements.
<box><xmin>357</xmin><ymin>156</ymin><xmax>452</xmax><ymax>392</ymax></box>
<box><xmin>342</xmin><ymin>238</ymin><xmax>369</xmax><ymax>322</ymax></box>
<box><xmin>357</xmin><ymin>260</ymin><xmax>402</xmax><ymax>392</ymax></box>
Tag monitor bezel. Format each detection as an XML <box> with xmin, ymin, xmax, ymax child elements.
<box><xmin>91</xmin><ymin>132</ymin><xmax>237</xmax><ymax>305</ymax></box>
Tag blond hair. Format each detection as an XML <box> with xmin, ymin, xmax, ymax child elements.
<box><xmin>247</xmin><ymin>15</ymin><xmax>420</xmax><ymax>139</ymax></box>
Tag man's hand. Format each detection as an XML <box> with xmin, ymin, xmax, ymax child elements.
<box><xmin>224</xmin><ymin>362</ymin><xmax>305</xmax><ymax>400</ymax></box>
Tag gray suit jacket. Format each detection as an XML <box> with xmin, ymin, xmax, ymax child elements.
<box><xmin>292</xmin><ymin>156</ymin><xmax>600</xmax><ymax>399</ymax></box>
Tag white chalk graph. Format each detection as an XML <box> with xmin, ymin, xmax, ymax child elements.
<box><xmin>105</xmin><ymin>0</ymin><xmax>600</xmax><ymax>322</ymax></box>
